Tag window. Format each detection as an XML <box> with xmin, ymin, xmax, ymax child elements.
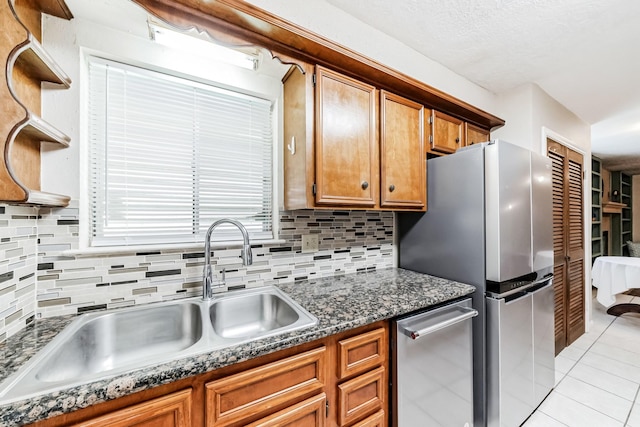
<box><xmin>87</xmin><ymin>57</ymin><xmax>274</xmax><ymax>246</ymax></box>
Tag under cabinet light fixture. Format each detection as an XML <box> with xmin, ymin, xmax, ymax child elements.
<box><xmin>148</xmin><ymin>20</ymin><xmax>259</xmax><ymax>71</ymax></box>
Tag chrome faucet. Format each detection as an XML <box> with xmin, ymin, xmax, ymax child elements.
<box><xmin>203</xmin><ymin>219</ymin><xmax>253</xmax><ymax>300</ymax></box>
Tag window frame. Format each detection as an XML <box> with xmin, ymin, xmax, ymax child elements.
<box><xmin>79</xmin><ymin>51</ymin><xmax>281</xmax><ymax>250</ymax></box>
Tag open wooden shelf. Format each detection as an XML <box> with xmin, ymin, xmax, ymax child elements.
<box><xmin>14</xmin><ymin>34</ymin><xmax>71</xmax><ymax>87</ymax></box>
<box><xmin>1</xmin><ymin>0</ymin><xmax>73</xmax><ymax>207</ymax></box>
<box><xmin>34</xmin><ymin>0</ymin><xmax>73</xmax><ymax>20</ymax></box>
<box><xmin>23</xmin><ymin>190</ymin><xmax>71</xmax><ymax>207</ymax></box>
<box><xmin>20</xmin><ymin>112</ymin><xmax>71</xmax><ymax>147</ymax></box>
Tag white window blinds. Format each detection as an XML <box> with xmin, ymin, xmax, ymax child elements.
<box><xmin>88</xmin><ymin>57</ymin><xmax>274</xmax><ymax>246</ymax></box>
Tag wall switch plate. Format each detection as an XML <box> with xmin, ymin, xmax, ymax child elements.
<box><xmin>301</xmin><ymin>234</ymin><xmax>319</xmax><ymax>253</ymax></box>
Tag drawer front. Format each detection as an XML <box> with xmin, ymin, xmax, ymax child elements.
<box><xmin>206</xmin><ymin>346</ymin><xmax>326</xmax><ymax>427</ymax></box>
<box><xmin>351</xmin><ymin>409</ymin><xmax>385</xmax><ymax>427</ymax></box>
<box><xmin>246</xmin><ymin>393</ymin><xmax>326</xmax><ymax>427</ymax></box>
<box><xmin>338</xmin><ymin>366</ymin><xmax>385</xmax><ymax>426</ymax></box>
<box><xmin>338</xmin><ymin>328</ymin><xmax>386</xmax><ymax>379</ymax></box>
<box><xmin>74</xmin><ymin>388</ymin><xmax>192</xmax><ymax>427</ymax></box>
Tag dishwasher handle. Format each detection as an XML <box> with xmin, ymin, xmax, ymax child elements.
<box><xmin>400</xmin><ymin>306</ymin><xmax>478</xmax><ymax>340</ymax></box>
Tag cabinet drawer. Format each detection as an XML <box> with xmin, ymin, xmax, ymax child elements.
<box><xmin>246</xmin><ymin>393</ymin><xmax>326</xmax><ymax>427</ymax></box>
<box><xmin>206</xmin><ymin>346</ymin><xmax>326</xmax><ymax>427</ymax></box>
<box><xmin>338</xmin><ymin>366</ymin><xmax>385</xmax><ymax>426</ymax></box>
<box><xmin>351</xmin><ymin>409</ymin><xmax>385</xmax><ymax>427</ymax></box>
<box><xmin>74</xmin><ymin>388</ymin><xmax>192</xmax><ymax>427</ymax></box>
<box><xmin>338</xmin><ymin>328</ymin><xmax>386</xmax><ymax>379</ymax></box>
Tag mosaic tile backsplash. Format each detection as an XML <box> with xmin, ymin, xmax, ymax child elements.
<box><xmin>0</xmin><ymin>201</ymin><xmax>394</xmax><ymax>341</ymax></box>
<box><xmin>0</xmin><ymin>205</ymin><xmax>39</xmax><ymax>343</ymax></box>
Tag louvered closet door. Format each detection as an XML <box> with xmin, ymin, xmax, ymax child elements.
<box><xmin>547</xmin><ymin>139</ymin><xmax>585</xmax><ymax>355</ymax></box>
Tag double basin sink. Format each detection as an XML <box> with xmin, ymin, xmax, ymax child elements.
<box><xmin>0</xmin><ymin>286</ymin><xmax>317</xmax><ymax>403</ymax></box>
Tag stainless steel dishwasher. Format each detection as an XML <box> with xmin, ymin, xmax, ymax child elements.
<box><xmin>392</xmin><ymin>298</ymin><xmax>477</xmax><ymax>427</ymax></box>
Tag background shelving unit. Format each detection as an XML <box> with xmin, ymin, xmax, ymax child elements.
<box><xmin>591</xmin><ymin>157</ymin><xmax>602</xmax><ymax>262</ymax></box>
<box><xmin>621</xmin><ymin>173</ymin><xmax>633</xmax><ymax>254</ymax></box>
<box><xmin>609</xmin><ymin>171</ymin><xmax>633</xmax><ymax>256</ymax></box>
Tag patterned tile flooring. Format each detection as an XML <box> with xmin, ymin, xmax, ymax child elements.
<box><xmin>523</xmin><ymin>291</ymin><xmax>640</xmax><ymax>426</ymax></box>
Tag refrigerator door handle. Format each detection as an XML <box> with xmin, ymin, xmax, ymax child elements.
<box><xmin>529</xmin><ymin>278</ymin><xmax>553</xmax><ymax>295</ymax></box>
<box><xmin>400</xmin><ymin>306</ymin><xmax>478</xmax><ymax>340</ymax></box>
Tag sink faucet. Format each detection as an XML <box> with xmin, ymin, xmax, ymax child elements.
<box><xmin>203</xmin><ymin>219</ymin><xmax>253</xmax><ymax>301</ymax></box>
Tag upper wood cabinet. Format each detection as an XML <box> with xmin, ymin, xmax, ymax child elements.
<box><xmin>429</xmin><ymin>110</ymin><xmax>464</xmax><ymax>154</ymax></box>
<box><xmin>465</xmin><ymin>122</ymin><xmax>490</xmax><ymax>147</ymax></box>
<box><xmin>283</xmin><ymin>65</ymin><xmax>426</xmax><ymax>211</ymax></box>
<box><xmin>380</xmin><ymin>91</ymin><xmax>425</xmax><ymax>209</ymax></box>
<box><xmin>315</xmin><ymin>66</ymin><xmax>378</xmax><ymax>208</ymax></box>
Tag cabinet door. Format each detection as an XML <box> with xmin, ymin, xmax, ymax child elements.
<box><xmin>74</xmin><ymin>389</ymin><xmax>192</xmax><ymax>427</ymax></box>
<box><xmin>380</xmin><ymin>91</ymin><xmax>425</xmax><ymax>210</ymax></box>
<box><xmin>465</xmin><ymin>122</ymin><xmax>489</xmax><ymax>147</ymax></box>
<box><xmin>351</xmin><ymin>410</ymin><xmax>385</xmax><ymax>427</ymax></box>
<box><xmin>337</xmin><ymin>366</ymin><xmax>385</xmax><ymax>426</ymax></box>
<box><xmin>315</xmin><ymin>66</ymin><xmax>378</xmax><ymax>207</ymax></box>
<box><xmin>246</xmin><ymin>393</ymin><xmax>326</xmax><ymax>427</ymax></box>
<box><xmin>206</xmin><ymin>346</ymin><xmax>326</xmax><ymax>427</ymax></box>
<box><xmin>430</xmin><ymin>110</ymin><xmax>464</xmax><ymax>154</ymax></box>
<box><xmin>337</xmin><ymin>327</ymin><xmax>387</xmax><ymax>380</ymax></box>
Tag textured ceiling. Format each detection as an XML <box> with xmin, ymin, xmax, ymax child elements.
<box><xmin>327</xmin><ymin>0</ymin><xmax>640</xmax><ymax>173</ymax></box>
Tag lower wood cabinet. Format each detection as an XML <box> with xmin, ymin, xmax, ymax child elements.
<box><xmin>338</xmin><ymin>367</ymin><xmax>385</xmax><ymax>426</ymax></box>
<box><xmin>73</xmin><ymin>389</ymin><xmax>192</xmax><ymax>427</ymax></box>
<box><xmin>26</xmin><ymin>322</ymin><xmax>389</xmax><ymax>427</ymax></box>
<box><xmin>352</xmin><ymin>410</ymin><xmax>385</xmax><ymax>427</ymax></box>
<box><xmin>205</xmin><ymin>347</ymin><xmax>326</xmax><ymax>427</ymax></box>
<box><xmin>246</xmin><ymin>393</ymin><xmax>327</xmax><ymax>427</ymax></box>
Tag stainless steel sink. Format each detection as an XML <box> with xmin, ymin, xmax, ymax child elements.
<box><xmin>209</xmin><ymin>287</ymin><xmax>314</xmax><ymax>340</ymax></box>
<box><xmin>0</xmin><ymin>286</ymin><xmax>317</xmax><ymax>403</ymax></box>
<box><xmin>35</xmin><ymin>302</ymin><xmax>203</xmax><ymax>383</ymax></box>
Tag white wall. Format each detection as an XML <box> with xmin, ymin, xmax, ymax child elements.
<box><xmin>492</xmin><ymin>83</ymin><xmax>590</xmax><ymax>154</ymax></box>
<box><xmin>41</xmin><ymin>6</ymin><xmax>285</xmax><ymax>200</ymax></box>
<box><xmin>244</xmin><ymin>0</ymin><xmax>498</xmax><ymax>115</ymax></box>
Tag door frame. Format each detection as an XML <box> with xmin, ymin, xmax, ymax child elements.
<box><xmin>541</xmin><ymin>127</ymin><xmax>592</xmax><ymax>331</ymax></box>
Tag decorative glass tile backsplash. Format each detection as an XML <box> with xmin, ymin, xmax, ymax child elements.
<box><xmin>0</xmin><ymin>205</ymin><xmax>39</xmax><ymax>342</ymax></box>
<box><xmin>31</xmin><ymin>201</ymin><xmax>394</xmax><ymax>320</ymax></box>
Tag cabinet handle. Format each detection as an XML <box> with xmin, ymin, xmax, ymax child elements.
<box><xmin>455</xmin><ymin>137</ymin><xmax>460</xmax><ymax>144</ymax></box>
<box><xmin>389</xmin><ymin>184</ymin><xmax>395</xmax><ymax>192</ymax></box>
<box><xmin>361</xmin><ymin>181</ymin><xmax>369</xmax><ymax>190</ymax></box>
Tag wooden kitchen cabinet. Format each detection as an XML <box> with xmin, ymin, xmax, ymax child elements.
<box><xmin>205</xmin><ymin>346</ymin><xmax>326</xmax><ymax>427</ymax></box>
<box><xmin>27</xmin><ymin>322</ymin><xmax>388</xmax><ymax>427</ymax></box>
<box><xmin>380</xmin><ymin>91</ymin><xmax>426</xmax><ymax>210</ymax></box>
<box><xmin>73</xmin><ymin>389</ymin><xmax>192</xmax><ymax>427</ymax></box>
<box><xmin>351</xmin><ymin>410</ymin><xmax>385</xmax><ymax>427</ymax></box>
<box><xmin>314</xmin><ymin>66</ymin><xmax>378</xmax><ymax>208</ymax></box>
<box><xmin>429</xmin><ymin>110</ymin><xmax>465</xmax><ymax>154</ymax></box>
<box><xmin>335</xmin><ymin>327</ymin><xmax>388</xmax><ymax>427</ymax></box>
<box><xmin>284</xmin><ymin>65</ymin><xmax>426</xmax><ymax>211</ymax></box>
<box><xmin>245</xmin><ymin>393</ymin><xmax>327</xmax><ymax>427</ymax></box>
<box><xmin>465</xmin><ymin>122</ymin><xmax>490</xmax><ymax>146</ymax></box>
<box><xmin>337</xmin><ymin>366</ymin><xmax>385</xmax><ymax>426</ymax></box>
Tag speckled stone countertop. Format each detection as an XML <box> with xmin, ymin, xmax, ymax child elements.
<box><xmin>0</xmin><ymin>268</ymin><xmax>474</xmax><ymax>426</ymax></box>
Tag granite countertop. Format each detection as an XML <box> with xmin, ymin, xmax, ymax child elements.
<box><xmin>0</xmin><ymin>267</ymin><xmax>475</xmax><ymax>426</ymax></box>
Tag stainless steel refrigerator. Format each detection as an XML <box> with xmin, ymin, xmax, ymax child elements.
<box><xmin>398</xmin><ymin>140</ymin><xmax>555</xmax><ymax>427</ymax></box>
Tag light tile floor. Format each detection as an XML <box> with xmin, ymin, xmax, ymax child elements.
<box><xmin>523</xmin><ymin>291</ymin><xmax>640</xmax><ymax>427</ymax></box>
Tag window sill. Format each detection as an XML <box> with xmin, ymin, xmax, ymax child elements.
<box><xmin>62</xmin><ymin>239</ymin><xmax>287</xmax><ymax>258</ymax></box>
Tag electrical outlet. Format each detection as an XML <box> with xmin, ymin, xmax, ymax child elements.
<box><xmin>301</xmin><ymin>234</ymin><xmax>319</xmax><ymax>253</ymax></box>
